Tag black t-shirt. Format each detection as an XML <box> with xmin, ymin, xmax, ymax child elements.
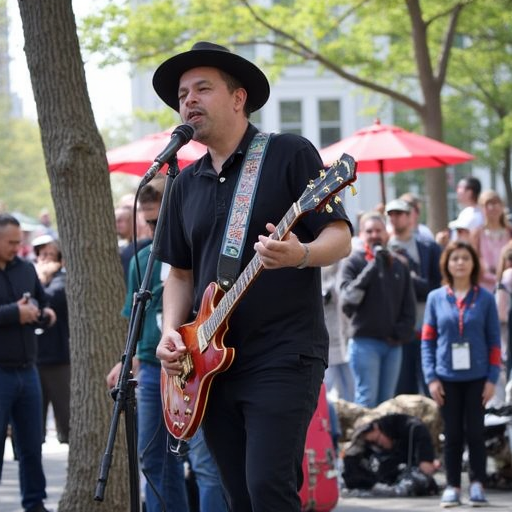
<box><xmin>0</xmin><ymin>257</ymin><xmax>48</xmax><ymax>365</ymax></box>
<box><xmin>155</xmin><ymin>124</ymin><xmax>352</xmax><ymax>371</ymax></box>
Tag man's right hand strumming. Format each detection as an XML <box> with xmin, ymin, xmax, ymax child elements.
<box><xmin>156</xmin><ymin>330</ymin><xmax>188</xmax><ymax>376</ymax></box>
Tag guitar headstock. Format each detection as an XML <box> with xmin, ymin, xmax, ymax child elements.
<box><xmin>298</xmin><ymin>153</ymin><xmax>357</xmax><ymax>214</ymax></box>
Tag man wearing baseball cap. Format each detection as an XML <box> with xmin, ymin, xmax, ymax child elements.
<box><xmin>386</xmin><ymin>199</ymin><xmax>441</xmax><ymax>398</ymax></box>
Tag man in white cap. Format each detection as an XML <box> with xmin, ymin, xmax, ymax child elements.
<box><xmin>450</xmin><ymin>176</ymin><xmax>484</xmax><ymax>234</ymax></box>
<box><xmin>154</xmin><ymin>41</ymin><xmax>353</xmax><ymax>511</ymax></box>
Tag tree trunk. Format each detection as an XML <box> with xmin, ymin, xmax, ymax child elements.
<box><xmin>407</xmin><ymin>0</ymin><xmax>452</xmax><ymax>235</ymax></box>
<box><xmin>17</xmin><ymin>1</ymin><xmax>131</xmax><ymax>510</ymax></box>
<box><xmin>421</xmin><ymin>98</ymin><xmax>449</xmax><ymax>235</ymax></box>
<box><xmin>503</xmin><ymin>145</ymin><xmax>512</xmax><ymax>210</ymax></box>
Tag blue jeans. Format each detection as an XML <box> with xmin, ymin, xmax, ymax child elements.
<box><xmin>348</xmin><ymin>337</ymin><xmax>402</xmax><ymax>408</ymax></box>
<box><xmin>187</xmin><ymin>427</ymin><xmax>227</xmax><ymax>511</ymax></box>
<box><xmin>0</xmin><ymin>366</ymin><xmax>46</xmax><ymax>510</ymax></box>
<box><xmin>324</xmin><ymin>362</ymin><xmax>354</xmax><ymax>401</ymax></box>
<box><xmin>136</xmin><ymin>363</ymin><xmax>188</xmax><ymax>512</ymax></box>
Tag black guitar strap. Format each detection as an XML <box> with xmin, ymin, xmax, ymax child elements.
<box><xmin>217</xmin><ymin>132</ymin><xmax>272</xmax><ymax>291</ymax></box>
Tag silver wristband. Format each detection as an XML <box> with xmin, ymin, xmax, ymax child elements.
<box><xmin>296</xmin><ymin>243</ymin><xmax>310</xmax><ymax>269</ymax></box>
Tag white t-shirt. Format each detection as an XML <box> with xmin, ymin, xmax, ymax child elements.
<box><xmin>455</xmin><ymin>205</ymin><xmax>484</xmax><ymax>230</ymax></box>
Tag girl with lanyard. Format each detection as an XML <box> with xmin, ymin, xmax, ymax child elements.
<box><xmin>421</xmin><ymin>241</ymin><xmax>501</xmax><ymax>507</ymax></box>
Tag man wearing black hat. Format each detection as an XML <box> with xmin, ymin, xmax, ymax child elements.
<box><xmin>154</xmin><ymin>42</ymin><xmax>353</xmax><ymax>511</ymax></box>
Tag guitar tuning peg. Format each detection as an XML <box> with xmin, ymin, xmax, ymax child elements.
<box><xmin>325</xmin><ymin>203</ymin><xmax>333</xmax><ymax>213</ymax></box>
<box><xmin>334</xmin><ymin>196</ymin><xmax>342</xmax><ymax>204</ymax></box>
<box><xmin>349</xmin><ymin>185</ymin><xmax>357</xmax><ymax>196</ymax></box>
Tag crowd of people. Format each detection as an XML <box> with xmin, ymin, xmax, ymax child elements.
<box><xmin>2</xmin><ymin>39</ymin><xmax>512</xmax><ymax>512</ymax></box>
<box><xmin>326</xmin><ymin>175</ymin><xmax>512</xmax><ymax>507</ymax></box>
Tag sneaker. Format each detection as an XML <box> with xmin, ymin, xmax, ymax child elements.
<box><xmin>469</xmin><ymin>481</ymin><xmax>488</xmax><ymax>507</ymax></box>
<box><xmin>440</xmin><ymin>486</ymin><xmax>461</xmax><ymax>508</ymax></box>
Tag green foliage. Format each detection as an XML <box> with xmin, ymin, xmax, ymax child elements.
<box><xmin>80</xmin><ymin>1</ymin><xmax>191</xmax><ymax>68</ymax></box>
<box><xmin>448</xmin><ymin>0</ymin><xmax>512</xmax><ymax>182</ymax></box>
<box><xmin>133</xmin><ymin>106</ymin><xmax>181</xmax><ymax>131</ymax></box>
<box><xmin>79</xmin><ymin>0</ymin><xmax>505</xmax><ymax>115</ymax></box>
<box><xmin>79</xmin><ymin>0</ymin><xmax>512</xmax><ymax>207</ymax></box>
<box><xmin>100</xmin><ymin>115</ymin><xmax>133</xmax><ymax>149</ymax></box>
<box><xmin>0</xmin><ymin>117</ymin><xmax>53</xmax><ymax>217</ymax></box>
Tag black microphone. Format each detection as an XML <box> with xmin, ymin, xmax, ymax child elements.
<box><xmin>139</xmin><ymin>124</ymin><xmax>195</xmax><ymax>187</ymax></box>
<box><xmin>372</xmin><ymin>244</ymin><xmax>383</xmax><ymax>277</ymax></box>
<box><xmin>372</xmin><ymin>243</ymin><xmax>389</xmax><ymax>277</ymax></box>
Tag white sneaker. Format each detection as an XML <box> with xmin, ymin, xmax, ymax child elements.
<box><xmin>440</xmin><ymin>486</ymin><xmax>461</xmax><ymax>508</ymax></box>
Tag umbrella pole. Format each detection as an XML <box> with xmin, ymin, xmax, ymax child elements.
<box><xmin>379</xmin><ymin>163</ymin><xmax>387</xmax><ymax>206</ymax></box>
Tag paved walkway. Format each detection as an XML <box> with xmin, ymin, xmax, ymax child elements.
<box><xmin>2</xmin><ymin>431</ymin><xmax>511</xmax><ymax>512</ymax></box>
<box><xmin>336</xmin><ymin>485</ymin><xmax>511</xmax><ymax>511</ymax></box>
<box><xmin>1</xmin><ymin>433</ymin><xmax>68</xmax><ymax>512</ymax></box>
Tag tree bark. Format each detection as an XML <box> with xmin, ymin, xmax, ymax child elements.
<box><xmin>420</xmin><ymin>95</ymin><xmax>448</xmax><ymax>236</ymax></box>
<box><xmin>17</xmin><ymin>1</ymin><xmax>131</xmax><ymax>510</ymax></box>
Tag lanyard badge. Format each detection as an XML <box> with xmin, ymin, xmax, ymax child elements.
<box><xmin>452</xmin><ymin>342</ymin><xmax>470</xmax><ymax>370</ymax></box>
<box><xmin>447</xmin><ymin>286</ymin><xmax>478</xmax><ymax>372</ymax></box>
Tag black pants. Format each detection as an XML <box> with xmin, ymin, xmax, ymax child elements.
<box><xmin>37</xmin><ymin>363</ymin><xmax>70</xmax><ymax>443</ymax></box>
<box><xmin>395</xmin><ymin>338</ymin><xmax>430</xmax><ymax>396</ymax></box>
<box><xmin>203</xmin><ymin>354</ymin><xmax>325</xmax><ymax>512</ymax></box>
<box><xmin>441</xmin><ymin>378</ymin><xmax>487</xmax><ymax>487</ymax></box>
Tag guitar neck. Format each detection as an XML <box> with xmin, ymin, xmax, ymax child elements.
<box><xmin>202</xmin><ymin>202</ymin><xmax>302</xmax><ymax>339</ymax></box>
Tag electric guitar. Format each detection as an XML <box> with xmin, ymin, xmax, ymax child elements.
<box><xmin>161</xmin><ymin>153</ymin><xmax>357</xmax><ymax>440</ymax></box>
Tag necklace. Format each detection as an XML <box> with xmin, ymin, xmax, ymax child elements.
<box><xmin>484</xmin><ymin>227</ymin><xmax>506</xmax><ymax>240</ymax></box>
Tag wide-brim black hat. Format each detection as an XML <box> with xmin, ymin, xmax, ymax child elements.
<box><xmin>152</xmin><ymin>41</ymin><xmax>270</xmax><ymax>113</ymax></box>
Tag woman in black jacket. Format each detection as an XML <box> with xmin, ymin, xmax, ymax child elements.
<box><xmin>33</xmin><ymin>235</ymin><xmax>70</xmax><ymax>444</ymax></box>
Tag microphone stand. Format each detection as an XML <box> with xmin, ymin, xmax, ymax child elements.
<box><xmin>95</xmin><ymin>155</ymin><xmax>181</xmax><ymax>511</ymax></box>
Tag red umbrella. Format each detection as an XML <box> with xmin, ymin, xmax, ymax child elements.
<box><xmin>319</xmin><ymin>119</ymin><xmax>474</xmax><ymax>204</ymax></box>
<box><xmin>107</xmin><ymin>128</ymin><xmax>207</xmax><ymax>176</ymax></box>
